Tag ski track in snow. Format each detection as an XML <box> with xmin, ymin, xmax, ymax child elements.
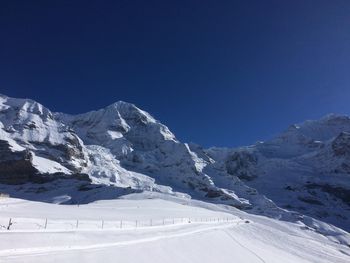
<box><xmin>224</xmin><ymin>229</ymin><xmax>266</xmax><ymax>263</ymax></box>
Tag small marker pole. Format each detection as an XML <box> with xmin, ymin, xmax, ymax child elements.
<box><xmin>7</xmin><ymin>218</ymin><xmax>12</xmax><ymax>230</ymax></box>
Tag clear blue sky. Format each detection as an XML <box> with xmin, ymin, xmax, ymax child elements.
<box><xmin>1</xmin><ymin>1</ymin><xmax>350</xmax><ymax>147</ymax></box>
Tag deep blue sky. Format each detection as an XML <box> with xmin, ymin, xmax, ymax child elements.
<box><xmin>1</xmin><ymin>1</ymin><xmax>350</xmax><ymax>147</ymax></box>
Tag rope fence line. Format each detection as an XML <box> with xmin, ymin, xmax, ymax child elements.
<box><xmin>0</xmin><ymin>217</ymin><xmax>239</xmax><ymax>231</ymax></box>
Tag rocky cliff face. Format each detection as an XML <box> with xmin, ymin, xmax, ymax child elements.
<box><xmin>0</xmin><ymin>140</ymin><xmax>37</xmax><ymax>184</ymax></box>
<box><xmin>0</xmin><ymin>94</ymin><xmax>350</xmax><ymax>232</ymax></box>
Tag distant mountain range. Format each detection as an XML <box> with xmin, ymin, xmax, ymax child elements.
<box><xmin>0</xmin><ymin>94</ymin><xmax>349</xmax><ymax>232</ymax></box>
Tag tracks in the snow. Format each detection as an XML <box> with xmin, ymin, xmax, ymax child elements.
<box><xmin>224</xmin><ymin>229</ymin><xmax>266</xmax><ymax>263</ymax></box>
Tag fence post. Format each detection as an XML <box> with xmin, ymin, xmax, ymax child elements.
<box><xmin>76</xmin><ymin>219</ymin><xmax>79</xmax><ymax>229</ymax></box>
<box><xmin>44</xmin><ymin>218</ymin><xmax>48</xmax><ymax>229</ymax></box>
<box><xmin>7</xmin><ymin>218</ymin><xmax>12</xmax><ymax>230</ymax></box>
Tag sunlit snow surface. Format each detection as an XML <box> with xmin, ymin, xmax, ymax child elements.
<box><xmin>0</xmin><ymin>194</ymin><xmax>349</xmax><ymax>263</ymax></box>
<box><xmin>31</xmin><ymin>154</ymin><xmax>72</xmax><ymax>174</ymax></box>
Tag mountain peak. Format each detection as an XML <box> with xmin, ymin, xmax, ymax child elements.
<box><xmin>108</xmin><ymin>100</ymin><xmax>136</xmax><ymax>109</ymax></box>
<box><xmin>0</xmin><ymin>94</ymin><xmax>51</xmax><ymax>118</ymax></box>
<box><xmin>104</xmin><ymin>101</ymin><xmax>156</xmax><ymax>124</ymax></box>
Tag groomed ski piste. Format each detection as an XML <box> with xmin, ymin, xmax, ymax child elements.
<box><xmin>1</xmin><ymin>193</ymin><xmax>349</xmax><ymax>263</ymax></box>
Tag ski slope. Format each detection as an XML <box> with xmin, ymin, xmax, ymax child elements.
<box><xmin>0</xmin><ymin>195</ymin><xmax>349</xmax><ymax>263</ymax></box>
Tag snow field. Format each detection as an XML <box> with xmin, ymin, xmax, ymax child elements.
<box><xmin>0</xmin><ymin>197</ymin><xmax>238</xmax><ymax>232</ymax></box>
<box><xmin>0</xmin><ymin>197</ymin><xmax>349</xmax><ymax>263</ymax></box>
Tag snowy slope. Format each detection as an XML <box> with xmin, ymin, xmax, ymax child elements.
<box><xmin>0</xmin><ymin>196</ymin><xmax>349</xmax><ymax>263</ymax></box>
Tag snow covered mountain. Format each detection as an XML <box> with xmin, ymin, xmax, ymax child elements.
<box><xmin>0</xmin><ymin>94</ymin><xmax>349</xmax><ymax>235</ymax></box>
<box><xmin>206</xmin><ymin>115</ymin><xmax>350</xmax><ymax>231</ymax></box>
